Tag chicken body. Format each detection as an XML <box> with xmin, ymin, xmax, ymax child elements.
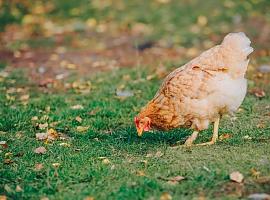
<box><xmin>136</xmin><ymin>32</ymin><xmax>253</xmax><ymax>144</ymax></box>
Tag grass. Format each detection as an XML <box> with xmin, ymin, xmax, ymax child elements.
<box><xmin>0</xmin><ymin>67</ymin><xmax>270</xmax><ymax>200</ymax></box>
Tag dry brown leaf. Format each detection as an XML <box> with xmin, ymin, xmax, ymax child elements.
<box><xmin>4</xmin><ymin>159</ymin><xmax>13</xmax><ymax>164</ymax></box>
<box><xmin>0</xmin><ymin>141</ymin><xmax>8</xmax><ymax>148</ymax></box>
<box><xmin>47</xmin><ymin>128</ymin><xmax>58</xmax><ymax>140</ymax></box>
<box><xmin>71</xmin><ymin>104</ymin><xmax>84</xmax><ymax>110</ymax></box>
<box><xmin>219</xmin><ymin>133</ymin><xmax>232</xmax><ymax>141</ymax></box>
<box><xmin>251</xmin><ymin>89</ymin><xmax>266</xmax><ymax>98</ymax></box>
<box><xmin>38</xmin><ymin>123</ymin><xmax>48</xmax><ymax>130</ymax></box>
<box><xmin>36</xmin><ymin>133</ymin><xmax>48</xmax><ymax>140</ymax></box>
<box><xmin>0</xmin><ymin>195</ymin><xmax>7</xmax><ymax>200</ymax></box>
<box><xmin>77</xmin><ymin>126</ymin><xmax>89</xmax><ymax>132</ymax></box>
<box><xmin>167</xmin><ymin>176</ymin><xmax>185</xmax><ymax>185</ymax></box>
<box><xmin>250</xmin><ymin>168</ymin><xmax>261</xmax><ymax>178</ymax></box>
<box><xmin>75</xmin><ymin>116</ymin><xmax>82</xmax><ymax>123</ymax></box>
<box><xmin>155</xmin><ymin>151</ymin><xmax>164</xmax><ymax>158</ymax></box>
<box><xmin>15</xmin><ymin>185</ymin><xmax>23</xmax><ymax>192</ymax></box>
<box><xmin>230</xmin><ymin>171</ymin><xmax>244</xmax><ymax>183</ymax></box>
<box><xmin>256</xmin><ymin>123</ymin><xmax>265</xmax><ymax>129</ymax></box>
<box><xmin>34</xmin><ymin>163</ymin><xmax>44</xmax><ymax>171</ymax></box>
<box><xmin>31</xmin><ymin>116</ymin><xmax>38</xmax><ymax>121</ymax></box>
<box><xmin>158</xmin><ymin>175</ymin><xmax>185</xmax><ymax>185</ymax></box>
<box><xmin>20</xmin><ymin>94</ymin><xmax>30</xmax><ymax>101</ymax></box>
<box><xmin>160</xmin><ymin>192</ymin><xmax>172</xmax><ymax>200</ymax></box>
<box><xmin>136</xmin><ymin>170</ymin><xmax>146</xmax><ymax>177</ymax></box>
<box><xmin>156</xmin><ymin>0</ymin><xmax>171</xmax><ymax>4</ymax></box>
<box><xmin>84</xmin><ymin>197</ymin><xmax>95</xmax><ymax>200</ymax></box>
<box><xmin>34</xmin><ymin>146</ymin><xmax>47</xmax><ymax>154</ymax></box>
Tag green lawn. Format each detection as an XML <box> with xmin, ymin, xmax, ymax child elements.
<box><xmin>0</xmin><ymin>67</ymin><xmax>269</xmax><ymax>200</ymax></box>
<box><xmin>0</xmin><ymin>0</ymin><xmax>270</xmax><ymax>199</ymax></box>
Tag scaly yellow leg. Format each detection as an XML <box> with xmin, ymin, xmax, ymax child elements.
<box><xmin>183</xmin><ymin>131</ymin><xmax>199</xmax><ymax>147</ymax></box>
<box><xmin>196</xmin><ymin>117</ymin><xmax>220</xmax><ymax>146</ymax></box>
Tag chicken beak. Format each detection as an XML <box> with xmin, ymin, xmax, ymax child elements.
<box><xmin>136</xmin><ymin>127</ymin><xmax>144</xmax><ymax>137</ymax></box>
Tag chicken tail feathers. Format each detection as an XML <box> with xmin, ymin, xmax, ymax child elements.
<box><xmin>220</xmin><ymin>32</ymin><xmax>253</xmax><ymax>77</ymax></box>
<box><xmin>221</xmin><ymin>32</ymin><xmax>253</xmax><ymax>57</ymax></box>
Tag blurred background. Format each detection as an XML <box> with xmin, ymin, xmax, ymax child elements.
<box><xmin>0</xmin><ymin>0</ymin><xmax>269</xmax><ymax>84</ymax></box>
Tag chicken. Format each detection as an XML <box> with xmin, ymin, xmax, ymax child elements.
<box><xmin>134</xmin><ymin>32</ymin><xmax>253</xmax><ymax>146</ymax></box>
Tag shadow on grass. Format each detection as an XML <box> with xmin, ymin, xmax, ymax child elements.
<box><xmin>109</xmin><ymin>126</ymin><xmax>192</xmax><ymax>147</ymax></box>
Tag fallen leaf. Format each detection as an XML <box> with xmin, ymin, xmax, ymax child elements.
<box><xmin>146</xmin><ymin>153</ymin><xmax>153</xmax><ymax>158</ymax></box>
<box><xmin>247</xmin><ymin>193</ymin><xmax>270</xmax><ymax>200</ymax></box>
<box><xmin>250</xmin><ymin>168</ymin><xmax>261</xmax><ymax>178</ymax></box>
<box><xmin>31</xmin><ymin>116</ymin><xmax>38</xmax><ymax>121</ymax></box>
<box><xmin>0</xmin><ymin>195</ymin><xmax>7</xmax><ymax>200</ymax></box>
<box><xmin>136</xmin><ymin>170</ymin><xmax>146</xmax><ymax>176</ymax></box>
<box><xmin>197</xmin><ymin>15</ymin><xmax>208</xmax><ymax>26</ymax></box>
<box><xmin>47</xmin><ymin>128</ymin><xmax>58</xmax><ymax>140</ymax></box>
<box><xmin>5</xmin><ymin>152</ymin><xmax>12</xmax><ymax>157</ymax></box>
<box><xmin>4</xmin><ymin>184</ymin><xmax>12</xmax><ymax>193</ymax></box>
<box><xmin>102</xmin><ymin>158</ymin><xmax>110</xmax><ymax>165</ymax></box>
<box><xmin>0</xmin><ymin>141</ymin><xmax>8</xmax><ymax>148</ymax></box>
<box><xmin>254</xmin><ymin>176</ymin><xmax>270</xmax><ymax>184</ymax></box>
<box><xmin>40</xmin><ymin>197</ymin><xmax>49</xmax><ymax>200</ymax></box>
<box><xmin>4</xmin><ymin>159</ymin><xmax>13</xmax><ymax>164</ymax></box>
<box><xmin>77</xmin><ymin>126</ymin><xmax>89</xmax><ymax>132</ymax></box>
<box><xmin>155</xmin><ymin>151</ymin><xmax>164</xmax><ymax>158</ymax></box>
<box><xmin>230</xmin><ymin>171</ymin><xmax>244</xmax><ymax>183</ymax></box>
<box><xmin>219</xmin><ymin>133</ymin><xmax>232</xmax><ymax>141</ymax></box>
<box><xmin>167</xmin><ymin>176</ymin><xmax>185</xmax><ymax>184</ymax></box>
<box><xmin>52</xmin><ymin>163</ymin><xmax>60</xmax><ymax>168</ymax></box>
<box><xmin>243</xmin><ymin>135</ymin><xmax>252</xmax><ymax>140</ymax></box>
<box><xmin>84</xmin><ymin>197</ymin><xmax>95</xmax><ymax>200</ymax></box>
<box><xmin>59</xmin><ymin>142</ymin><xmax>70</xmax><ymax>147</ymax></box>
<box><xmin>38</xmin><ymin>123</ymin><xmax>48</xmax><ymax>130</ymax></box>
<box><xmin>34</xmin><ymin>146</ymin><xmax>47</xmax><ymax>154</ymax></box>
<box><xmin>160</xmin><ymin>192</ymin><xmax>172</xmax><ymax>200</ymax></box>
<box><xmin>75</xmin><ymin>116</ymin><xmax>82</xmax><ymax>123</ymax></box>
<box><xmin>251</xmin><ymin>88</ymin><xmax>266</xmax><ymax>98</ymax></box>
<box><xmin>20</xmin><ymin>94</ymin><xmax>30</xmax><ymax>101</ymax></box>
<box><xmin>256</xmin><ymin>123</ymin><xmax>265</xmax><ymax>129</ymax></box>
<box><xmin>34</xmin><ymin>163</ymin><xmax>44</xmax><ymax>171</ymax></box>
<box><xmin>15</xmin><ymin>185</ymin><xmax>23</xmax><ymax>192</ymax></box>
<box><xmin>36</xmin><ymin>133</ymin><xmax>48</xmax><ymax>140</ymax></box>
<box><xmin>158</xmin><ymin>175</ymin><xmax>185</xmax><ymax>185</ymax></box>
<box><xmin>71</xmin><ymin>104</ymin><xmax>84</xmax><ymax>110</ymax></box>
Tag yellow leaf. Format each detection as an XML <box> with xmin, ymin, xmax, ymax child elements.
<box><xmin>102</xmin><ymin>158</ymin><xmax>110</xmax><ymax>165</ymax></box>
<box><xmin>160</xmin><ymin>192</ymin><xmax>172</xmax><ymax>200</ymax></box>
<box><xmin>52</xmin><ymin>163</ymin><xmax>60</xmax><ymax>168</ymax></box>
<box><xmin>136</xmin><ymin>170</ymin><xmax>146</xmax><ymax>177</ymax></box>
<box><xmin>77</xmin><ymin>126</ymin><xmax>89</xmax><ymax>132</ymax></box>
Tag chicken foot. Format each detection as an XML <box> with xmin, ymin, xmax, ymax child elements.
<box><xmin>195</xmin><ymin>117</ymin><xmax>220</xmax><ymax>146</ymax></box>
<box><xmin>183</xmin><ymin>131</ymin><xmax>199</xmax><ymax>147</ymax></box>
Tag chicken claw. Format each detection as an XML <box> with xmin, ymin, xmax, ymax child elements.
<box><xmin>195</xmin><ymin>117</ymin><xmax>220</xmax><ymax>146</ymax></box>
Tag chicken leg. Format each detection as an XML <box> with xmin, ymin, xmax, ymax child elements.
<box><xmin>196</xmin><ymin>117</ymin><xmax>220</xmax><ymax>146</ymax></box>
<box><xmin>183</xmin><ymin>131</ymin><xmax>199</xmax><ymax>147</ymax></box>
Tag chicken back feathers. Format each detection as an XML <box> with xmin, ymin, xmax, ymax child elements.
<box><xmin>137</xmin><ymin>32</ymin><xmax>253</xmax><ymax>131</ymax></box>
